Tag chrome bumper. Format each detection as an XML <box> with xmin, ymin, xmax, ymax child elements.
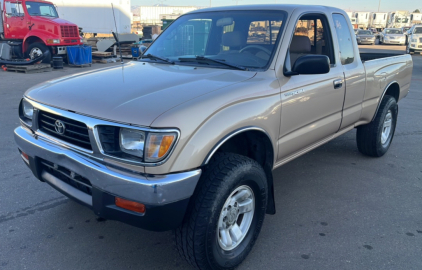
<box><xmin>14</xmin><ymin>126</ymin><xmax>201</xmax><ymax>206</ymax></box>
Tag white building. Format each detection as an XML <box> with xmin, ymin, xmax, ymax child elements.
<box><xmin>139</xmin><ymin>6</ymin><xmax>199</xmax><ymax>25</ymax></box>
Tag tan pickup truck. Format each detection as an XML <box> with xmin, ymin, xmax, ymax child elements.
<box><xmin>15</xmin><ymin>4</ymin><xmax>413</xmax><ymax>270</ymax></box>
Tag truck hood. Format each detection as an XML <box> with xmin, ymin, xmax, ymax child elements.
<box><xmin>25</xmin><ymin>62</ymin><xmax>256</xmax><ymax>126</ymax></box>
<box><xmin>31</xmin><ymin>16</ymin><xmax>77</xmax><ymax>26</ymax></box>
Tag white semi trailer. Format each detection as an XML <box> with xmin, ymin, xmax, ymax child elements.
<box><xmin>370</xmin><ymin>12</ymin><xmax>388</xmax><ymax>31</ymax></box>
<box><xmin>346</xmin><ymin>12</ymin><xmax>358</xmax><ymax>26</ymax></box>
<box><xmin>49</xmin><ymin>0</ymin><xmax>132</xmax><ymax>34</ymax></box>
<box><xmin>410</xmin><ymin>13</ymin><xmax>422</xmax><ymax>24</ymax></box>
<box><xmin>354</xmin><ymin>12</ymin><xmax>371</xmax><ymax>29</ymax></box>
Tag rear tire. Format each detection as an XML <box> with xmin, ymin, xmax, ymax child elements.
<box><xmin>175</xmin><ymin>153</ymin><xmax>268</xmax><ymax>270</ymax></box>
<box><xmin>356</xmin><ymin>95</ymin><xmax>398</xmax><ymax>157</ymax></box>
<box><xmin>26</xmin><ymin>43</ymin><xmax>51</xmax><ymax>64</ymax></box>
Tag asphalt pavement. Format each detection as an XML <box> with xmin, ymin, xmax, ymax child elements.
<box><xmin>0</xmin><ymin>46</ymin><xmax>421</xmax><ymax>270</ymax></box>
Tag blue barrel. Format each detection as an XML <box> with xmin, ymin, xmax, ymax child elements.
<box><xmin>67</xmin><ymin>45</ymin><xmax>92</xmax><ymax>65</ymax></box>
<box><xmin>131</xmin><ymin>46</ymin><xmax>140</xmax><ymax>58</ymax></box>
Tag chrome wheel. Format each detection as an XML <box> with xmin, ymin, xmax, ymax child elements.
<box><xmin>218</xmin><ymin>185</ymin><xmax>255</xmax><ymax>251</ymax></box>
<box><xmin>381</xmin><ymin>110</ymin><xmax>392</xmax><ymax>145</ymax></box>
<box><xmin>29</xmin><ymin>47</ymin><xmax>43</xmax><ymax>59</ymax></box>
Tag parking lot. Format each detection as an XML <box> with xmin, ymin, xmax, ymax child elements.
<box><xmin>0</xmin><ymin>45</ymin><xmax>421</xmax><ymax>270</ymax></box>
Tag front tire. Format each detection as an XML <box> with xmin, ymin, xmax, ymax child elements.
<box><xmin>356</xmin><ymin>95</ymin><xmax>398</xmax><ymax>157</ymax></box>
<box><xmin>26</xmin><ymin>42</ymin><xmax>51</xmax><ymax>64</ymax></box>
<box><xmin>175</xmin><ymin>153</ymin><xmax>268</xmax><ymax>270</ymax></box>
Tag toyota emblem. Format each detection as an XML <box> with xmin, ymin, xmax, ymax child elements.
<box><xmin>54</xmin><ymin>120</ymin><xmax>66</xmax><ymax>135</ymax></box>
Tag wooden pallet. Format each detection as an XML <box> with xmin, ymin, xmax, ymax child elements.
<box><xmin>6</xmin><ymin>64</ymin><xmax>52</xmax><ymax>74</ymax></box>
<box><xmin>92</xmin><ymin>51</ymin><xmax>112</xmax><ymax>58</ymax></box>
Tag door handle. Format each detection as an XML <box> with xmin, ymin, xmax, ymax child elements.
<box><xmin>333</xmin><ymin>79</ymin><xmax>343</xmax><ymax>89</ymax></box>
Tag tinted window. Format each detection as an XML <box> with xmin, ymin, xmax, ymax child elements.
<box><xmin>414</xmin><ymin>28</ymin><xmax>422</xmax><ymax>34</ymax></box>
<box><xmin>358</xmin><ymin>30</ymin><xmax>372</xmax><ymax>35</ymax></box>
<box><xmin>332</xmin><ymin>14</ymin><xmax>354</xmax><ymax>65</ymax></box>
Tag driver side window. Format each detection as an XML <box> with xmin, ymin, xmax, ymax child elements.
<box><xmin>288</xmin><ymin>15</ymin><xmax>335</xmax><ymax>67</ymax></box>
<box><xmin>5</xmin><ymin>2</ymin><xmax>25</xmax><ymax>17</ymax></box>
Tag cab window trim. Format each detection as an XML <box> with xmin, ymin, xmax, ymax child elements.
<box><xmin>283</xmin><ymin>12</ymin><xmax>336</xmax><ymax>75</ymax></box>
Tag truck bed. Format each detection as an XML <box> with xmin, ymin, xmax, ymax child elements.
<box><xmin>360</xmin><ymin>52</ymin><xmax>405</xmax><ymax>62</ymax></box>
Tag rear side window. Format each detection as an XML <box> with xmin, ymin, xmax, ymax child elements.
<box><xmin>332</xmin><ymin>14</ymin><xmax>354</xmax><ymax>65</ymax></box>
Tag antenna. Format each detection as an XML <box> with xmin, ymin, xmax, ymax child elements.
<box><xmin>111</xmin><ymin>3</ymin><xmax>124</xmax><ymax>64</ymax></box>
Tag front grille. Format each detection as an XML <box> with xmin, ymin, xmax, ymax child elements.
<box><xmin>40</xmin><ymin>159</ymin><xmax>92</xmax><ymax>195</ymax></box>
<box><xmin>61</xmin><ymin>25</ymin><xmax>79</xmax><ymax>38</ymax></box>
<box><xmin>38</xmin><ymin>111</ymin><xmax>92</xmax><ymax>150</ymax></box>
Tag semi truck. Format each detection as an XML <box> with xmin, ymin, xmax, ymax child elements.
<box><xmin>387</xmin><ymin>11</ymin><xmax>411</xmax><ymax>28</ymax></box>
<box><xmin>0</xmin><ymin>0</ymin><xmax>82</xmax><ymax>62</ymax></box>
<box><xmin>354</xmin><ymin>11</ymin><xmax>371</xmax><ymax>29</ymax></box>
<box><xmin>370</xmin><ymin>12</ymin><xmax>388</xmax><ymax>31</ymax></box>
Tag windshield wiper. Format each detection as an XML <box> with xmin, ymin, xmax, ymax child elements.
<box><xmin>178</xmin><ymin>56</ymin><xmax>247</xmax><ymax>71</ymax></box>
<box><xmin>141</xmin><ymin>54</ymin><xmax>174</xmax><ymax>64</ymax></box>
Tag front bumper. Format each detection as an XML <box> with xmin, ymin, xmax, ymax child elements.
<box><xmin>383</xmin><ymin>39</ymin><xmax>405</xmax><ymax>45</ymax></box>
<box><xmin>409</xmin><ymin>43</ymin><xmax>422</xmax><ymax>51</ymax></box>
<box><xmin>14</xmin><ymin>126</ymin><xmax>201</xmax><ymax>231</ymax></box>
<box><xmin>358</xmin><ymin>40</ymin><xmax>375</xmax><ymax>44</ymax></box>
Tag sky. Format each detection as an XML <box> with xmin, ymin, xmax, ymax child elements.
<box><xmin>131</xmin><ymin>0</ymin><xmax>421</xmax><ymax>13</ymax></box>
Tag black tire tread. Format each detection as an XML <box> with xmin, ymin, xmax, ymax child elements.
<box><xmin>356</xmin><ymin>95</ymin><xmax>397</xmax><ymax>157</ymax></box>
<box><xmin>174</xmin><ymin>153</ymin><xmax>264</xmax><ymax>270</ymax></box>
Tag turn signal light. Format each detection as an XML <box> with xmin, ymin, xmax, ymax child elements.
<box><xmin>20</xmin><ymin>151</ymin><xmax>29</xmax><ymax>165</ymax></box>
<box><xmin>115</xmin><ymin>197</ymin><xmax>146</xmax><ymax>214</ymax></box>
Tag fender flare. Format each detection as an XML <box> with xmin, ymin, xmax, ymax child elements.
<box><xmin>22</xmin><ymin>31</ymin><xmax>56</xmax><ymax>52</ymax></box>
<box><xmin>202</xmin><ymin>126</ymin><xmax>274</xmax><ymax>166</ymax></box>
<box><xmin>372</xmin><ymin>80</ymin><xmax>399</xmax><ymax>121</ymax></box>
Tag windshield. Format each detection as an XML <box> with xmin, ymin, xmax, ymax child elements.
<box><xmin>395</xmin><ymin>18</ymin><xmax>409</xmax><ymax>23</ymax></box>
<box><xmin>386</xmin><ymin>29</ymin><xmax>403</xmax><ymax>34</ymax></box>
<box><xmin>415</xmin><ymin>28</ymin><xmax>422</xmax><ymax>34</ymax></box>
<box><xmin>26</xmin><ymin>2</ymin><xmax>58</xmax><ymax>18</ymax></box>
<box><xmin>145</xmin><ymin>10</ymin><xmax>286</xmax><ymax>70</ymax></box>
<box><xmin>358</xmin><ymin>30</ymin><xmax>372</xmax><ymax>35</ymax></box>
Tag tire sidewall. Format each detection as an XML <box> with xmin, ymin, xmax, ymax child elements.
<box><xmin>205</xmin><ymin>163</ymin><xmax>267</xmax><ymax>269</ymax></box>
<box><xmin>26</xmin><ymin>43</ymin><xmax>51</xmax><ymax>63</ymax></box>
<box><xmin>375</xmin><ymin>97</ymin><xmax>398</xmax><ymax>155</ymax></box>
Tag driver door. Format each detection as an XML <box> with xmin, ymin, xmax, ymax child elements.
<box><xmin>3</xmin><ymin>0</ymin><xmax>28</xmax><ymax>39</ymax></box>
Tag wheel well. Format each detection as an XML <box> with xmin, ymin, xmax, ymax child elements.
<box><xmin>23</xmin><ymin>36</ymin><xmax>45</xmax><ymax>53</ymax></box>
<box><xmin>385</xmin><ymin>82</ymin><xmax>400</xmax><ymax>102</ymax></box>
<box><xmin>212</xmin><ymin>130</ymin><xmax>276</xmax><ymax>214</ymax></box>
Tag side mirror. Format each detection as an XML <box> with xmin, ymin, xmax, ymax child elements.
<box><xmin>140</xmin><ymin>45</ymin><xmax>147</xmax><ymax>55</ymax></box>
<box><xmin>286</xmin><ymin>55</ymin><xmax>330</xmax><ymax>76</ymax></box>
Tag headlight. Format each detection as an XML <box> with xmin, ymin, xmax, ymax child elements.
<box><xmin>119</xmin><ymin>128</ymin><xmax>145</xmax><ymax>158</ymax></box>
<box><xmin>108</xmin><ymin>127</ymin><xmax>177</xmax><ymax>163</ymax></box>
<box><xmin>145</xmin><ymin>133</ymin><xmax>177</xmax><ymax>162</ymax></box>
<box><xmin>46</xmin><ymin>39</ymin><xmax>60</xmax><ymax>44</ymax></box>
<box><xmin>22</xmin><ymin>99</ymin><xmax>34</xmax><ymax>120</ymax></box>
